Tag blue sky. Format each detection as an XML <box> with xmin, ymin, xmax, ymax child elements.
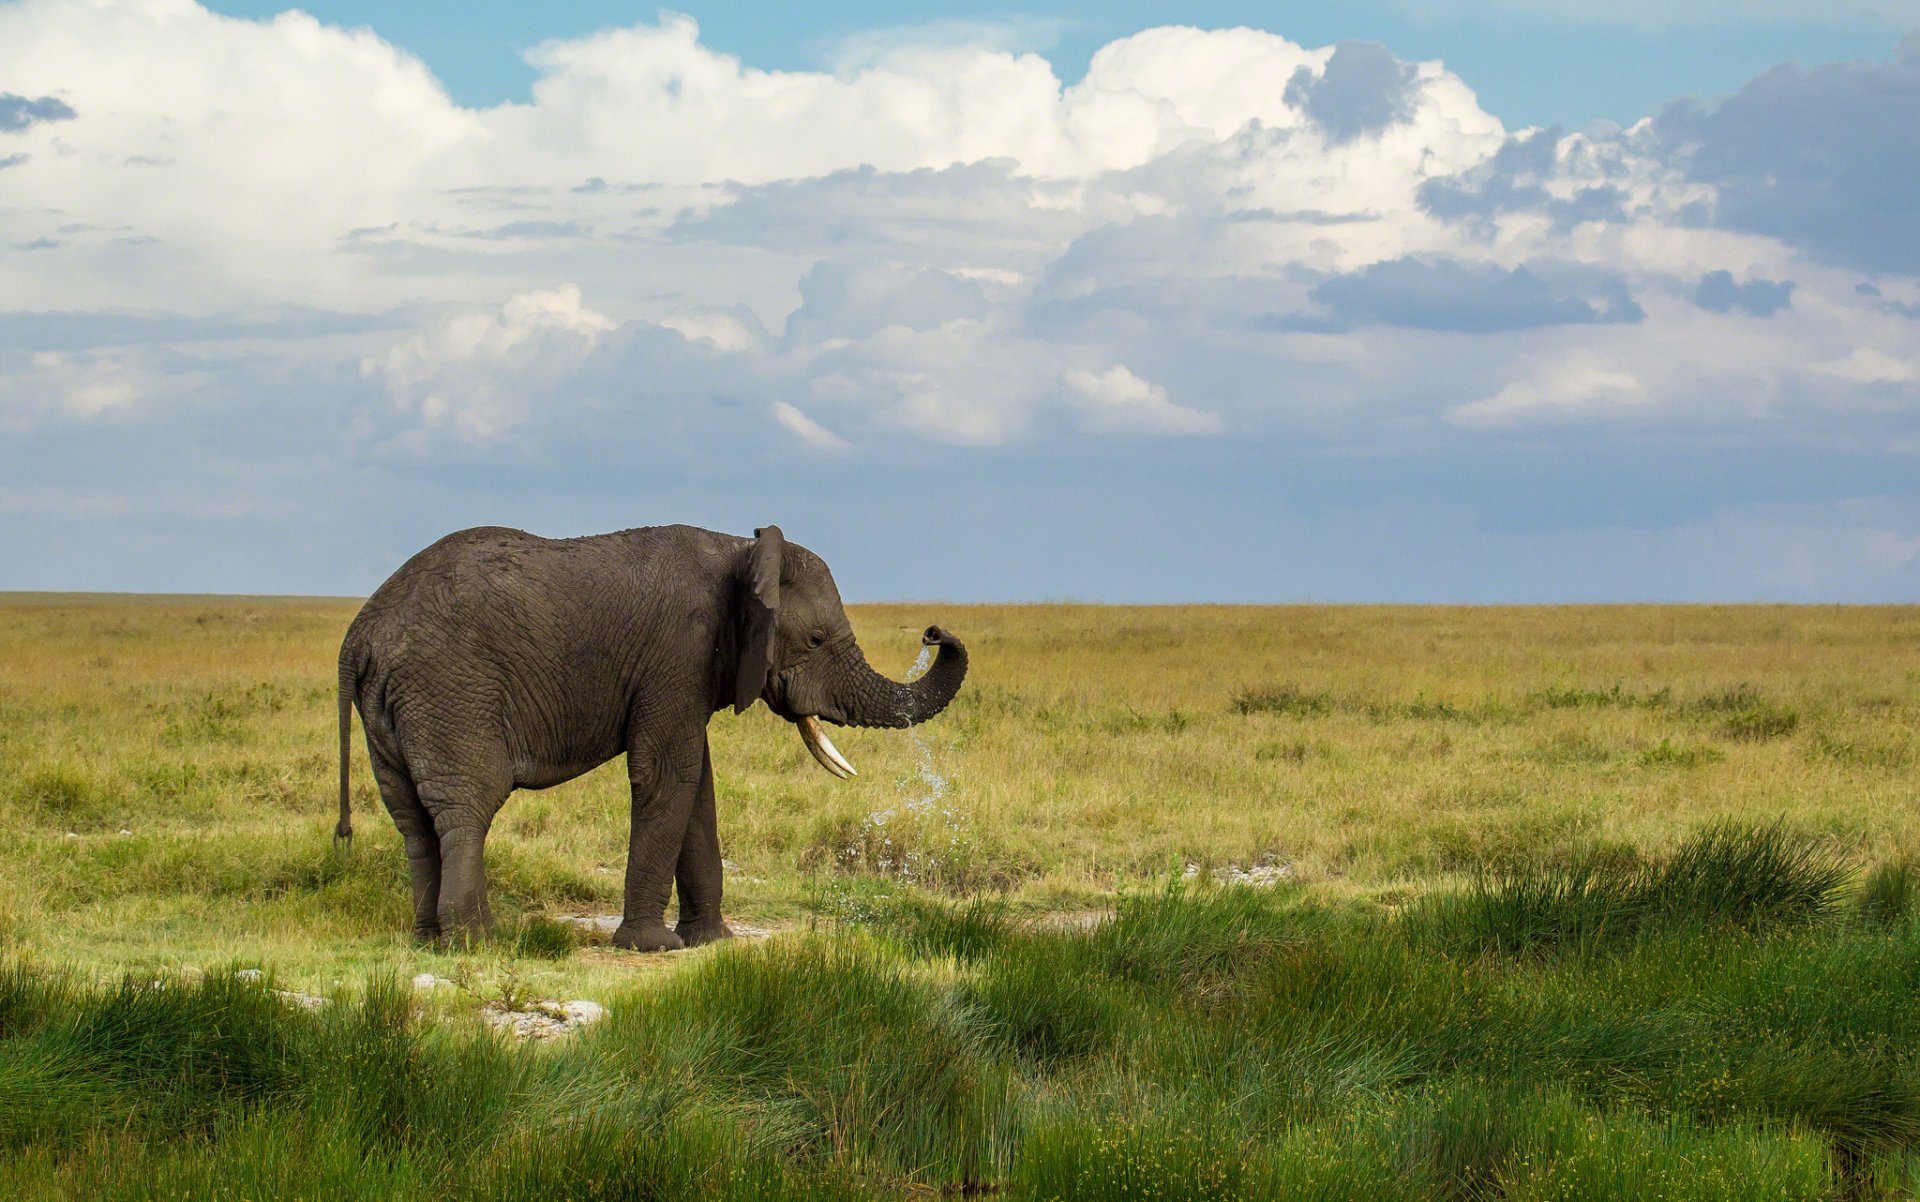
<box><xmin>197</xmin><ymin>1</ymin><xmax>1896</xmax><ymax>128</ymax></box>
<box><xmin>1</xmin><ymin>2</ymin><xmax>1917</xmax><ymax>601</ymax></box>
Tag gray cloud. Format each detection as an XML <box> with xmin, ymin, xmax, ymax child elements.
<box><xmin>1294</xmin><ymin>257</ymin><xmax>1643</xmax><ymax>332</ymax></box>
<box><xmin>463</xmin><ymin>219</ymin><xmax>590</xmax><ymax>241</ymax></box>
<box><xmin>671</xmin><ymin>160</ymin><xmax>1074</xmax><ymax>262</ymax></box>
<box><xmin>1417</xmin><ymin>128</ymin><xmax>1630</xmax><ymax>230</ymax></box>
<box><xmin>1657</xmin><ymin>37</ymin><xmax>1920</xmax><ymax>273</ymax></box>
<box><xmin>1283</xmin><ymin>41</ymin><xmax>1418</xmax><ymax>143</ymax></box>
<box><xmin>1855</xmin><ymin>281</ymin><xmax>1920</xmax><ymax>318</ymax></box>
<box><xmin>0</xmin><ymin>92</ymin><xmax>75</xmax><ymax>133</ymax></box>
<box><xmin>0</xmin><ymin>305</ymin><xmax>412</xmax><ymax>352</ymax></box>
<box><xmin>1693</xmin><ymin>270</ymin><xmax>1794</xmax><ymax>315</ymax></box>
<box><xmin>783</xmin><ymin>261</ymin><xmax>989</xmax><ymax>344</ymax></box>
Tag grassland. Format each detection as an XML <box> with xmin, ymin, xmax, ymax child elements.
<box><xmin>2</xmin><ymin>597</ymin><xmax>1919</xmax><ymax>1198</ymax></box>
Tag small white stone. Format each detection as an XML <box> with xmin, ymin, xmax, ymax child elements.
<box><xmin>118</xmin><ymin>828</ymin><xmax>132</xmax><ymax>836</ymax></box>
<box><xmin>557</xmin><ymin>913</ymin><xmax>622</xmax><ymax>933</ymax></box>
<box><xmin>411</xmin><ymin>973</ymin><xmax>448</xmax><ymax>989</ymax></box>
<box><xmin>721</xmin><ymin>859</ymin><xmax>742</xmax><ymax>874</ymax></box>
<box><xmin>560</xmin><ymin>999</ymin><xmax>606</xmax><ymax>1025</ymax></box>
<box><xmin>481</xmin><ymin>997</ymin><xmax>606</xmax><ymax>1040</ymax></box>
<box><xmin>236</xmin><ymin>968</ymin><xmax>264</xmax><ymax>982</ymax></box>
<box><xmin>64</xmin><ymin>831</ymin><xmax>79</xmax><ymax>839</ymax></box>
<box><xmin>275</xmin><ymin>989</ymin><xmax>329</xmax><ymax>1010</ymax></box>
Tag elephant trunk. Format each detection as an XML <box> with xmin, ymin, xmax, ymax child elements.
<box><xmin>833</xmin><ymin>626</ymin><xmax>968</xmax><ymax>729</ymax></box>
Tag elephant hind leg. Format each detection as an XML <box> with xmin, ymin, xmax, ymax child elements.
<box><xmin>370</xmin><ymin>748</ymin><xmax>441</xmax><ymax>942</ymax></box>
<box><xmin>418</xmin><ymin>761</ymin><xmax>512</xmax><ymax>945</ymax></box>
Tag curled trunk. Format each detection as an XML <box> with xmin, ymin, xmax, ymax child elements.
<box><xmin>834</xmin><ymin>626</ymin><xmax>968</xmax><ymax>729</ymax></box>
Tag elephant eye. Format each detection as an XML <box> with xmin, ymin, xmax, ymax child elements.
<box><xmin>807</xmin><ymin>630</ymin><xmax>825</xmax><ymax>649</ymax></box>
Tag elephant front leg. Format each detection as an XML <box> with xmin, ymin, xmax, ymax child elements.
<box><xmin>612</xmin><ymin>741</ymin><xmax>700</xmax><ymax>953</ymax></box>
<box><xmin>674</xmin><ymin>738</ymin><xmax>732</xmax><ymax>948</ymax></box>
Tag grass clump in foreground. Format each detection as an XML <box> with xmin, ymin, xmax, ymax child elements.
<box><xmin>15</xmin><ymin>833</ymin><xmax>1920</xmax><ymax>1199</ymax></box>
<box><xmin>1413</xmin><ymin>821</ymin><xmax>1848</xmax><ymax>957</ymax></box>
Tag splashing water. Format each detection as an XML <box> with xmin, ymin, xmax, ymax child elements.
<box><xmin>842</xmin><ymin>643</ymin><xmax>968</xmax><ymax>886</ymax></box>
<box><xmin>905</xmin><ymin>643</ymin><xmax>933</xmax><ymax>682</ymax></box>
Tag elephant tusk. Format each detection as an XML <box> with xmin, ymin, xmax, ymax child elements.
<box><xmin>797</xmin><ymin>714</ymin><xmax>857</xmax><ymax>779</ymax></box>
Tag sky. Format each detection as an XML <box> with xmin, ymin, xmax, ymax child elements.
<box><xmin>1</xmin><ymin>1</ymin><xmax>1917</xmax><ymax>602</ymax></box>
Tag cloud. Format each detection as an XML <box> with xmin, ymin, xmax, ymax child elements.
<box><xmin>1062</xmin><ymin>366</ymin><xmax>1224</xmax><ymax>435</ymax></box>
<box><xmin>1283</xmin><ymin>41</ymin><xmax>1419</xmax><ymax>143</ymax></box>
<box><xmin>1448</xmin><ymin>358</ymin><xmax>1652</xmax><ymax>428</ymax></box>
<box><xmin>784</xmin><ymin>261</ymin><xmax>991</xmax><ymax>344</ymax></box>
<box><xmin>1693</xmin><ymin>270</ymin><xmax>1793</xmax><ymax>316</ymax></box>
<box><xmin>770</xmin><ymin>401</ymin><xmax>849</xmax><ymax>451</ymax></box>
<box><xmin>1387</xmin><ymin>0</ymin><xmax>1920</xmax><ymax>26</ymax></box>
<box><xmin>0</xmin><ymin>91</ymin><xmax>73</xmax><ymax>132</ymax></box>
<box><xmin>0</xmin><ymin>5</ymin><xmax>1916</xmax><ymax>600</ymax></box>
<box><xmin>366</xmin><ymin>285</ymin><xmax>612</xmax><ymax>442</ymax></box>
<box><xmin>1417</xmin><ymin>128</ymin><xmax>1634</xmax><ymax>230</ymax></box>
<box><xmin>0</xmin><ymin>350</ymin><xmax>145</xmax><ymax>423</ymax></box>
<box><xmin>1302</xmin><ymin>257</ymin><xmax>1643</xmax><ymax>332</ymax></box>
<box><xmin>1656</xmin><ymin>38</ymin><xmax>1920</xmax><ymax>273</ymax></box>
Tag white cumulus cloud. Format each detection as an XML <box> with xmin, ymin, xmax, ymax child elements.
<box><xmin>1063</xmin><ymin>365</ymin><xmax>1224</xmax><ymax>435</ymax></box>
<box><xmin>366</xmin><ymin>285</ymin><xmax>611</xmax><ymax>442</ymax></box>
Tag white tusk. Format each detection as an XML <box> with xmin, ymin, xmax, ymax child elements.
<box><xmin>797</xmin><ymin>715</ymin><xmax>858</xmax><ymax>779</ymax></box>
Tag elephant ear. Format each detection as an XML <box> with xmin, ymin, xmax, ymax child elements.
<box><xmin>733</xmin><ymin>525</ymin><xmax>784</xmax><ymax>714</ymax></box>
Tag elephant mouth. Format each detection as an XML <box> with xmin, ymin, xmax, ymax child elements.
<box><xmin>795</xmin><ymin>714</ymin><xmax>857</xmax><ymax>779</ymax></box>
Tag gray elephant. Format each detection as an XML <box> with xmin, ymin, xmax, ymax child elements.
<box><xmin>334</xmin><ymin>523</ymin><xmax>966</xmax><ymax>951</ymax></box>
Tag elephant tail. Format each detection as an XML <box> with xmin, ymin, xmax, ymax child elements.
<box><xmin>335</xmin><ymin>642</ymin><xmax>360</xmax><ymax>848</ymax></box>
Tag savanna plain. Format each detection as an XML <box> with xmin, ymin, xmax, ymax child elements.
<box><xmin>3</xmin><ymin>597</ymin><xmax>1919</xmax><ymax>1199</ymax></box>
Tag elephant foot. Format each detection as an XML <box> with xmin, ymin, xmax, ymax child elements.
<box><xmin>411</xmin><ymin>922</ymin><xmax>443</xmax><ymax>944</ymax></box>
<box><xmin>611</xmin><ymin>922</ymin><xmax>685</xmax><ymax>953</ymax></box>
<box><xmin>433</xmin><ymin>919</ymin><xmax>492</xmax><ymax>951</ymax></box>
<box><xmin>675</xmin><ymin>917</ymin><xmax>733</xmax><ymax>948</ymax></box>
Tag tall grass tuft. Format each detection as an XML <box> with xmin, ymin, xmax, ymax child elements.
<box><xmin>1857</xmin><ymin>862</ymin><xmax>1915</xmax><ymax>928</ymax></box>
<box><xmin>1232</xmin><ymin>685</ymin><xmax>1334</xmax><ymax>717</ymax></box>
<box><xmin>1008</xmin><ymin>1116</ymin><xmax>1245</xmax><ymax>1202</ymax></box>
<box><xmin>1647</xmin><ymin>822</ymin><xmax>1844</xmax><ymax>928</ymax></box>
<box><xmin>832</xmin><ymin>891</ymin><xmax>1013</xmax><ymax>961</ymax></box>
<box><xmin>1415</xmin><ymin>822</ymin><xmax>1844</xmax><ymax>957</ymax></box>
<box><xmin>1090</xmin><ymin>880</ymin><xmax>1314</xmax><ymax>998</ymax></box>
<box><xmin>501</xmin><ymin>912</ymin><xmax>577</xmax><ymax>960</ymax></box>
<box><xmin>471</xmin><ymin>1114</ymin><xmax>866</xmax><ymax>1202</ymax></box>
<box><xmin>966</xmin><ymin>936</ymin><xmax>1128</xmax><ymax>1064</ymax></box>
<box><xmin>596</xmin><ymin>934</ymin><xmax>1007</xmax><ymax>1187</ymax></box>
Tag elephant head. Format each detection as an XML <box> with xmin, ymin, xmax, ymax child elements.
<box><xmin>730</xmin><ymin>525</ymin><xmax>967</xmax><ymax>777</ymax></box>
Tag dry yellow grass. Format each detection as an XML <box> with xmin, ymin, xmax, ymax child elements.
<box><xmin>1</xmin><ymin>594</ymin><xmax>1916</xmax><ymax>989</ymax></box>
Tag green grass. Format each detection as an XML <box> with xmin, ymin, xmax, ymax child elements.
<box><xmin>3</xmin><ymin>597</ymin><xmax>1920</xmax><ymax>1194</ymax></box>
<box><xmin>11</xmin><ymin>862</ymin><xmax>1919</xmax><ymax>1196</ymax></box>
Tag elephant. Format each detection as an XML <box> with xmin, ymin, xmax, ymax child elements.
<box><xmin>333</xmin><ymin>523</ymin><xmax>967</xmax><ymax>951</ymax></box>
